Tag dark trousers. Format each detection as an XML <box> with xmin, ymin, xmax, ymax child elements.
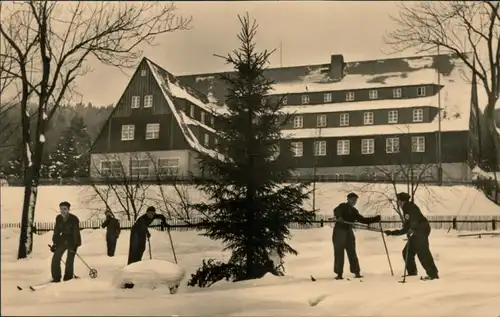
<box><xmin>332</xmin><ymin>228</ymin><xmax>360</xmax><ymax>276</ymax></box>
<box><xmin>106</xmin><ymin>236</ymin><xmax>118</xmax><ymax>257</ymax></box>
<box><xmin>51</xmin><ymin>245</ymin><xmax>76</xmax><ymax>282</ymax></box>
<box><xmin>127</xmin><ymin>233</ymin><xmax>146</xmax><ymax>265</ymax></box>
<box><xmin>403</xmin><ymin>231</ymin><xmax>439</xmax><ymax>277</ymax></box>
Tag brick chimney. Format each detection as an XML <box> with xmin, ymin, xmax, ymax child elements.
<box><xmin>330</xmin><ymin>54</ymin><xmax>345</xmax><ymax>81</ymax></box>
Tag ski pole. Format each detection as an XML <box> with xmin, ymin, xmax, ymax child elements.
<box><xmin>73</xmin><ymin>251</ymin><xmax>98</xmax><ymax>279</ymax></box>
<box><xmin>398</xmin><ymin>233</ymin><xmax>413</xmax><ymax>284</ymax></box>
<box><xmin>378</xmin><ymin>222</ymin><xmax>394</xmax><ymax>276</ymax></box>
<box><xmin>147</xmin><ymin>236</ymin><xmax>152</xmax><ymax>260</ymax></box>
<box><xmin>165</xmin><ymin>225</ymin><xmax>178</xmax><ymax>264</ymax></box>
<box><xmin>340</xmin><ymin>220</ymin><xmax>381</xmax><ymax>233</ymax></box>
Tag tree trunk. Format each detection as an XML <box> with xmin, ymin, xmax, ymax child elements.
<box><xmin>17</xmin><ymin>163</ymin><xmax>39</xmax><ymax>259</ymax></box>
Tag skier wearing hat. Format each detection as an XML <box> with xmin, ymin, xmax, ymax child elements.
<box><xmin>101</xmin><ymin>208</ymin><xmax>121</xmax><ymax>257</ymax></box>
<box><xmin>127</xmin><ymin>206</ymin><xmax>168</xmax><ymax>265</ymax></box>
<box><xmin>384</xmin><ymin>192</ymin><xmax>439</xmax><ymax>280</ymax></box>
<box><xmin>332</xmin><ymin>192</ymin><xmax>381</xmax><ymax>280</ymax></box>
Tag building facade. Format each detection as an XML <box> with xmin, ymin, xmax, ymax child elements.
<box><xmin>90</xmin><ymin>53</ymin><xmax>480</xmax><ymax>182</ymax></box>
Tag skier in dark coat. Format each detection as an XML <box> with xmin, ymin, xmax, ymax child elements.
<box><xmin>102</xmin><ymin>209</ymin><xmax>121</xmax><ymax>257</ymax></box>
<box><xmin>127</xmin><ymin>206</ymin><xmax>168</xmax><ymax>265</ymax></box>
<box><xmin>51</xmin><ymin>201</ymin><xmax>81</xmax><ymax>282</ymax></box>
<box><xmin>333</xmin><ymin>192</ymin><xmax>381</xmax><ymax>280</ymax></box>
<box><xmin>384</xmin><ymin>192</ymin><xmax>439</xmax><ymax>280</ymax></box>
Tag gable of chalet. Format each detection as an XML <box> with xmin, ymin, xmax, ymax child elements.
<box><xmin>90</xmin><ymin>57</ymin><xmax>222</xmax><ymax>160</ymax></box>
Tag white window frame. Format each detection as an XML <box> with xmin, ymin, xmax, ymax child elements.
<box><xmin>369</xmin><ymin>90</ymin><xmax>378</xmax><ymax>100</ymax></box>
<box><xmin>130</xmin><ymin>159</ymin><xmax>150</xmax><ymax>177</ymax></box>
<box><xmin>417</xmin><ymin>86</ymin><xmax>426</xmax><ymax>97</ymax></box>
<box><xmin>145</xmin><ymin>123</ymin><xmax>160</xmax><ymax>140</ymax></box>
<box><xmin>324</xmin><ymin>93</ymin><xmax>332</xmax><ymax>103</ymax></box>
<box><xmin>131</xmin><ymin>96</ymin><xmax>140</xmax><ymax>109</ymax></box>
<box><xmin>361</xmin><ymin>139</ymin><xmax>375</xmax><ymax>155</ymax></box>
<box><xmin>210</xmin><ymin>116</ymin><xmax>215</xmax><ymax>127</ymax></box>
<box><xmin>121</xmin><ymin>125</ymin><xmax>135</xmax><ymax>141</ymax></box>
<box><xmin>158</xmin><ymin>158</ymin><xmax>179</xmax><ymax>176</ymax></box>
<box><xmin>393</xmin><ymin>88</ymin><xmax>402</xmax><ymax>98</ymax></box>
<box><xmin>314</xmin><ymin>141</ymin><xmax>327</xmax><ymax>156</ymax></box>
<box><xmin>100</xmin><ymin>160</ymin><xmax>122</xmax><ymax>177</ymax></box>
<box><xmin>337</xmin><ymin>140</ymin><xmax>350</xmax><ymax>155</ymax></box>
<box><xmin>291</xmin><ymin>142</ymin><xmax>303</xmax><ymax>157</ymax></box>
<box><xmin>140</xmin><ymin>69</ymin><xmax>147</xmax><ymax>76</ymax></box>
<box><xmin>413</xmin><ymin>108</ymin><xmax>424</xmax><ymax>122</ymax></box>
<box><xmin>282</xmin><ymin>96</ymin><xmax>287</xmax><ymax>105</ymax></box>
<box><xmin>345</xmin><ymin>92</ymin><xmax>355</xmax><ymax>101</ymax></box>
<box><xmin>301</xmin><ymin>95</ymin><xmax>310</xmax><ymax>105</ymax></box>
<box><xmin>388</xmin><ymin>110</ymin><xmax>398</xmax><ymax>124</ymax></box>
<box><xmin>317</xmin><ymin>114</ymin><xmax>327</xmax><ymax>127</ymax></box>
<box><xmin>144</xmin><ymin>95</ymin><xmax>153</xmax><ymax>108</ymax></box>
<box><xmin>386</xmin><ymin>137</ymin><xmax>400</xmax><ymax>154</ymax></box>
<box><xmin>339</xmin><ymin>113</ymin><xmax>349</xmax><ymax>126</ymax></box>
<box><xmin>293</xmin><ymin>116</ymin><xmax>303</xmax><ymax>128</ymax></box>
<box><xmin>363</xmin><ymin>112</ymin><xmax>374</xmax><ymax>125</ymax></box>
<box><xmin>201</xmin><ymin>112</ymin><xmax>206</xmax><ymax>124</ymax></box>
<box><xmin>412</xmin><ymin>136</ymin><xmax>425</xmax><ymax>153</ymax></box>
<box><xmin>189</xmin><ymin>105</ymin><xmax>195</xmax><ymax>117</ymax></box>
<box><xmin>204</xmin><ymin>133</ymin><xmax>209</xmax><ymax>147</ymax></box>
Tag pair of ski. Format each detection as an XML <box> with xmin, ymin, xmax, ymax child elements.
<box><xmin>309</xmin><ymin>275</ymin><xmax>435</xmax><ymax>283</ymax></box>
<box><xmin>17</xmin><ymin>276</ymin><xmax>80</xmax><ymax>292</ymax></box>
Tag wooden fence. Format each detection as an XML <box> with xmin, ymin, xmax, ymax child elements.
<box><xmin>1</xmin><ymin>215</ymin><xmax>499</xmax><ymax>233</ymax></box>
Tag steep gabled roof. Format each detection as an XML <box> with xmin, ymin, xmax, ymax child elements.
<box><xmin>144</xmin><ymin>58</ymin><xmax>224</xmax><ymax>160</ymax></box>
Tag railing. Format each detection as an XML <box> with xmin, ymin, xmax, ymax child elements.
<box><xmin>1</xmin><ymin>215</ymin><xmax>499</xmax><ymax>233</ymax></box>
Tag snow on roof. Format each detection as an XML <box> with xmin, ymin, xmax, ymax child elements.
<box><xmin>269</xmin><ymin>68</ymin><xmax>438</xmax><ymax>95</ymax></box>
<box><xmin>146</xmin><ymin>60</ymin><xmax>224</xmax><ymax>161</ymax></box>
<box><xmin>179</xmin><ymin>111</ymin><xmax>216</xmax><ymax>133</ymax></box>
<box><xmin>282</xmin><ymin>59</ymin><xmax>472</xmax><ymax>137</ymax></box>
<box><xmin>148</xmin><ymin>61</ymin><xmax>227</xmax><ymax>115</ymax></box>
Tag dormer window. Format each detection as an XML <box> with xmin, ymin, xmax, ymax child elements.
<box><xmin>413</xmin><ymin>108</ymin><xmax>424</xmax><ymax>122</ymax></box>
<box><xmin>417</xmin><ymin>86</ymin><xmax>426</xmax><ymax>97</ymax></box>
<box><xmin>282</xmin><ymin>96</ymin><xmax>287</xmax><ymax>105</ymax></box>
<box><xmin>369</xmin><ymin>90</ymin><xmax>378</xmax><ymax>100</ymax></box>
<box><xmin>189</xmin><ymin>105</ymin><xmax>195</xmax><ymax>117</ymax></box>
<box><xmin>324</xmin><ymin>93</ymin><xmax>332</xmax><ymax>103</ymax></box>
<box><xmin>346</xmin><ymin>92</ymin><xmax>355</xmax><ymax>102</ymax></box>
<box><xmin>393</xmin><ymin>88</ymin><xmax>402</xmax><ymax>98</ymax></box>
<box><xmin>201</xmin><ymin>112</ymin><xmax>206</xmax><ymax>124</ymax></box>
<box><xmin>301</xmin><ymin>95</ymin><xmax>310</xmax><ymax>104</ymax></box>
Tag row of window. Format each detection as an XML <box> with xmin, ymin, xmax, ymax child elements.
<box><xmin>120</xmin><ymin>124</ymin><xmax>213</xmax><ymax>148</ymax></box>
<box><xmin>283</xmin><ymin>87</ymin><xmax>427</xmax><ymax>105</ymax></box>
<box><xmin>188</xmin><ymin>104</ymin><xmax>215</xmax><ymax>127</ymax></box>
<box><xmin>131</xmin><ymin>95</ymin><xmax>154</xmax><ymax>109</ymax></box>
<box><xmin>293</xmin><ymin>108</ymin><xmax>424</xmax><ymax>128</ymax></box>
<box><xmin>101</xmin><ymin>157</ymin><xmax>180</xmax><ymax>177</ymax></box>
<box><xmin>290</xmin><ymin>136</ymin><xmax>425</xmax><ymax>156</ymax></box>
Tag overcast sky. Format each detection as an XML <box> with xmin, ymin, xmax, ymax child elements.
<box><xmin>77</xmin><ymin>1</ymin><xmax>413</xmax><ymax>107</ymax></box>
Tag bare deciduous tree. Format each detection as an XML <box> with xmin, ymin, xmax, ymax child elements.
<box><xmin>348</xmin><ymin>126</ymin><xmax>441</xmax><ymax>224</ymax></box>
<box><xmin>0</xmin><ymin>1</ymin><xmax>191</xmax><ymax>258</ymax></box>
<box><xmin>89</xmin><ymin>153</ymin><xmax>152</xmax><ymax>222</ymax></box>
<box><xmin>385</xmin><ymin>1</ymin><xmax>500</xmax><ymax>168</ymax></box>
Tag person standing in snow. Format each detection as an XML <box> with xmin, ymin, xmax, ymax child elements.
<box><xmin>50</xmin><ymin>201</ymin><xmax>81</xmax><ymax>282</ymax></box>
<box><xmin>101</xmin><ymin>208</ymin><xmax>121</xmax><ymax>257</ymax></box>
<box><xmin>332</xmin><ymin>193</ymin><xmax>381</xmax><ymax>280</ymax></box>
<box><xmin>384</xmin><ymin>192</ymin><xmax>439</xmax><ymax>280</ymax></box>
<box><xmin>127</xmin><ymin>206</ymin><xmax>168</xmax><ymax>265</ymax></box>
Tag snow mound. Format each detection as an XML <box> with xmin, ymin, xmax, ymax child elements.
<box><xmin>112</xmin><ymin>259</ymin><xmax>186</xmax><ymax>294</ymax></box>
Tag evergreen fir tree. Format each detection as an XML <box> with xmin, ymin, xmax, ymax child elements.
<box><xmin>188</xmin><ymin>14</ymin><xmax>314</xmax><ymax>287</ymax></box>
<box><xmin>48</xmin><ymin>115</ymin><xmax>91</xmax><ymax>179</ymax></box>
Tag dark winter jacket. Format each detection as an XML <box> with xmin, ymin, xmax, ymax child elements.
<box><xmin>333</xmin><ymin>203</ymin><xmax>378</xmax><ymax>230</ymax></box>
<box><xmin>130</xmin><ymin>214</ymin><xmax>167</xmax><ymax>241</ymax></box>
<box><xmin>102</xmin><ymin>216</ymin><xmax>121</xmax><ymax>239</ymax></box>
<box><xmin>389</xmin><ymin>202</ymin><xmax>430</xmax><ymax>236</ymax></box>
<box><xmin>52</xmin><ymin>214</ymin><xmax>81</xmax><ymax>249</ymax></box>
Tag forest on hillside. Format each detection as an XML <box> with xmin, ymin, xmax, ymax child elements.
<box><xmin>0</xmin><ymin>102</ymin><xmax>113</xmax><ymax>179</ymax></box>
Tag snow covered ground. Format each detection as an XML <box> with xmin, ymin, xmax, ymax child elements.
<box><xmin>1</xmin><ymin>226</ymin><xmax>499</xmax><ymax>316</ymax></box>
<box><xmin>1</xmin><ymin>183</ymin><xmax>499</xmax><ymax>224</ymax></box>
